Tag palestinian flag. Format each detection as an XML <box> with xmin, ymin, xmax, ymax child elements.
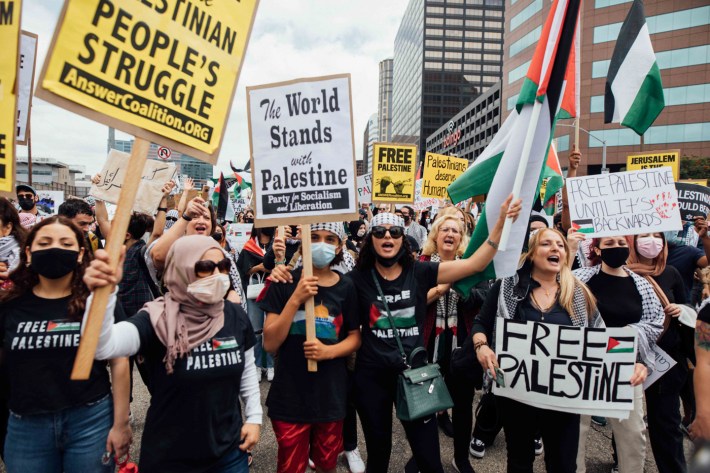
<box><xmin>604</xmin><ymin>0</ymin><xmax>664</xmax><ymax>135</ymax></box>
<box><xmin>230</xmin><ymin>160</ymin><xmax>252</xmax><ymax>199</ymax></box>
<box><xmin>288</xmin><ymin>307</ymin><xmax>342</xmax><ymax>342</ymax></box>
<box><xmin>572</xmin><ymin>219</ymin><xmax>595</xmax><ymax>234</ymax></box>
<box><xmin>606</xmin><ymin>336</ymin><xmax>635</xmax><ymax>353</ymax></box>
<box><xmin>47</xmin><ymin>320</ymin><xmax>80</xmax><ymax>332</ymax></box>
<box><xmin>540</xmin><ymin>141</ymin><xmax>564</xmax><ymax>215</ymax></box>
<box><xmin>212</xmin><ymin>173</ymin><xmax>235</xmax><ymax>222</ymax></box>
<box><xmin>369</xmin><ymin>304</ymin><xmax>417</xmax><ymax>330</ymax></box>
<box><xmin>212</xmin><ymin>337</ymin><xmax>238</xmax><ymax>351</ymax></box>
<box><xmin>447</xmin><ymin>0</ymin><xmax>581</xmax><ymax>294</ymax></box>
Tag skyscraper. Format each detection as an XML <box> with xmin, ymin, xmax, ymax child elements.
<box><xmin>391</xmin><ymin>0</ymin><xmax>505</xmax><ymax>164</ymax></box>
<box><xmin>378</xmin><ymin>58</ymin><xmax>394</xmax><ymax>142</ymax></box>
<box><xmin>366</xmin><ymin>113</ymin><xmax>378</xmax><ymax>175</ymax></box>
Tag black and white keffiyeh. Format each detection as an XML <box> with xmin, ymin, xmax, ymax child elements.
<box><xmin>430</xmin><ymin>253</ymin><xmax>460</xmax><ymax>362</ymax></box>
<box><xmin>369</xmin><ymin>212</ymin><xmax>404</xmax><ymax>230</ymax></box>
<box><xmin>311</xmin><ymin>222</ymin><xmax>346</xmax><ymax>241</ymax></box>
<box><xmin>573</xmin><ymin>265</ymin><xmax>664</xmax><ymax>372</ymax></box>
<box><xmin>0</xmin><ymin>236</ymin><xmax>21</xmax><ymax>272</ymax></box>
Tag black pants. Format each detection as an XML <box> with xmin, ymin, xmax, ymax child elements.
<box><xmin>499</xmin><ymin>397</ymin><xmax>579</xmax><ymax>473</ymax></box>
<box><xmin>446</xmin><ymin>370</ymin><xmax>476</xmax><ymax>462</ymax></box>
<box><xmin>473</xmin><ymin>393</ymin><xmax>502</xmax><ymax>445</ymax></box>
<box><xmin>343</xmin><ymin>372</ymin><xmax>358</xmax><ymax>452</ymax></box>
<box><xmin>646</xmin><ymin>362</ymin><xmax>688</xmax><ymax>473</ymax></box>
<box><xmin>354</xmin><ymin>365</ymin><xmax>444</xmax><ymax>473</ymax></box>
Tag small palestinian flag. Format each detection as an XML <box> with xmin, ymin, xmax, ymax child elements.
<box><xmin>606</xmin><ymin>336</ymin><xmax>635</xmax><ymax>353</ymax></box>
<box><xmin>572</xmin><ymin>219</ymin><xmax>595</xmax><ymax>234</ymax></box>
<box><xmin>47</xmin><ymin>320</ymin><xmax>80</xmax><ymax>332</ymax></box>
<box><xmin>212</xmin><ymin>337</ymin><xmax>238</xmax><ymax>351</ymax></box>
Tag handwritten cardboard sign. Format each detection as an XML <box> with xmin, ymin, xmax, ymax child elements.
<box><xmin>414</xmin><ymin>179</ymin><xmax>442</xmax><ymax>211</ymax></box>
<box><xmin>37</xmin><ymin>0</ymin><xmax>259</xmax><ymax>163</ymax></box>
<box><xmin>675</xmin><ymin>182</ymin><xmax>710</xmax><ymax>220</ymax></box>
<box><xmin>371</xmin><ymin>143</ymin><xmax>417</xmax><ymax>203</ymax></box>
<box><xmin>421</xmin><ymin>152</ymin><xmax>468</xmax><ymax>199</ymax></box>
<box><xmin>494</xmin><ymin>320</ymin><xmax>637</xmax><ymax>419</ymax></box>
<box><xmin>90</xmin><ymin>149</ymin><xmax>177</xmax><ymax>215</ymax></box>
<box><xmin>357</xmin><ymin>173</ymin><xmax>373</xmax><ymax>204</ymax></box>
<box><xmin>0</xmin><ymin>0</ymin><xmax>22</xmax><ymax>193</ymax></box>
<box><xmin>246</xmin><ymin>74</ymin><xmax>358</xmax><ymax>227</ymax></box>
<box><xmin>643</xmin><ymin>345</ymin><xmax>676</xmax><ymax>390</ymax></box>
<box><xmin>566</xmin><ymin>168</ymin><xmax>682</xmax><ymax>238</ymax></box>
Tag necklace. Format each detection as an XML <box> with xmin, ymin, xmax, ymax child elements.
<box><xmin>530</xmin><ymin>285</ymin><xmax>560</xmax><ymax>314</ymax></box>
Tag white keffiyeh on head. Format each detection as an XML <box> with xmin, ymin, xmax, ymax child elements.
<box><xmin>311</xmin><ymin>222</ymin><xmax>346</xmax><ymax>241</ymax></box>
<box><xmin>369</xmin><ymin>212</ymin><xmax>404</xmax><ymax>231</ymax></box>
<box><xmin>164</xmin><ymin>210</ymin><xmax>179</xmax><ymax>231</ymax></box>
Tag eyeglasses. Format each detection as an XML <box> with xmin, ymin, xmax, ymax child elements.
<box><xmin>371</xmin><ymin>225</ymin><xmax>404</xmax><ymax>239</ymax></box>
<box><xmin>166</xmin><ymin>217</ymin><xmax>178</xmax><ymax>222</ymax></box>
<box><xmin>194</xmin><ymin>258</ymin><xmax>231</xmax><ymax>276</ymax></box>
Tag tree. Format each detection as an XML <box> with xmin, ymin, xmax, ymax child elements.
<box><xmin>680</xmin><ymin>156</ymin><xmax>710</xmax><ymax>180</ymax></box>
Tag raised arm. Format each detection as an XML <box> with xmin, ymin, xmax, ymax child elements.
<box><xmin>150</xmin><ymin>180</ymin><xmax>176</xmax><ymax>244</ymax></box>
<box><xmin>150</xmin><ymin>197</ymin><xmax>208</xmax><ymax>270</ymax></box>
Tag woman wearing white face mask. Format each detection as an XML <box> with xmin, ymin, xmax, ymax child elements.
<box><xmin>260</xmin><ymin>223</ymin><xmax>361</xmax><ymax>473</ymax></box>
<box><xmin>626</xmin><ymin>232</ymin><xmax>688</xmax><ymax>473</ymax></box>
<box><xmin>83</xmin><ymin>235</ymin><xmax>262</xmax><ymax>473</ymax></box>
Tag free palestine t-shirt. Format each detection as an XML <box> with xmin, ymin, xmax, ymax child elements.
<box><xmin>259</xmin><ymin>269</ymin><xmax>359</xmax><ymax>423</ymax></box>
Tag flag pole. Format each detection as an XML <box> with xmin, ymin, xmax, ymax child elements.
<box><xmin>498</xmin><ymin>100</ymin><xmax>543</xmax><ymax>251</ymax></box>
<box><xmin>574</xmin><ymin>13</ymin><xmax>581</xmax><ymax>151</ymax></box>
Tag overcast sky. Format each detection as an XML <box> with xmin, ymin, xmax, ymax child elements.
<box><xmin>20</xmin><ymin>0</ymin><xmax>409</xmax><ymax>177</ymax></box>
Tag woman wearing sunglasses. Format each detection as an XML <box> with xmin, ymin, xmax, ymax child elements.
<box><xmin>82</xmin><ymin>235</ymin><xmax>262</xmax><ymax>473</ymax></box>
<box><xmin>350</xmin><ymin>195</ymin><xmax>521</xmax><ymax>473</ymax></box>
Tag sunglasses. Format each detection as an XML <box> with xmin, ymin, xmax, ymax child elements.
<box><xmin>194</xmin><ymin>258</ymin><xmax>232</xmax><ymax>276</ymax></box>
<box><xmin>166</xmin><ymin>216</ymin><xmax>178</xmax><ymax>222</ymax></box>
<box><xmin>371</xmin><ymin>225</ymin><xmax>404</xmax><ymax>239</ymax></box>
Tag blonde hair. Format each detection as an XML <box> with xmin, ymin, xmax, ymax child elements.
<box><xmin>421</xmin><ymin>216</ymin><xmax>469</xmax><ymax>257</ymax></box>
<box><xmin>521</xmin><ymin>228</ymin><xmax>597</xmax><ymax>318</ymax></box>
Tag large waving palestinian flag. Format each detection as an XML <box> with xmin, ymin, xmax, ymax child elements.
<box><xmin>447</xmin><ymin>0</ymin><xmax>581</xmax><ymax>294</ymax></box>
<box><xmin>604</xmin><ymin>0</ymin><xmax>664</xmax><ymax>135</ymax></box>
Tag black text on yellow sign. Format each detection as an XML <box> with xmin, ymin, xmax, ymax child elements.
<box><xmin>0</xmin><ymin>0</ymin><xmax>22</xmax><ymax>193</ymax></box>
<box><xmin>37</xmin><ymin>0</ymin><xmax>258</xmax><ymax>164</ymax></box>
<box><xmin>421</xmin><ymin>152</ymin><xmax>468</xmax><ymax>199</ymax></box>
<box><xmin>626</xmin><ymin>150</ymin><xmax>680</xmax><ymax>181</ymax></box>
<box><xmin>372</xmin><ymin>143</ymin><xmax>417</xmax><ymax>203</ymax></box>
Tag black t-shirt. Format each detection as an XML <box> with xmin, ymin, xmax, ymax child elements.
<box><xmin>258</xmin><ymin>269</ymin><xmax>359</xmax><ymax>423</ymax></box>
<box><xmin>651</xmin><ymin>266</ymin><xmax>687</xmax><ymax>357</ymax></box>
<box><xmin>587</xmin><ymin>272</ymin><xmax>643</xmax><ymax>327</ymax></box>
<box><xmin>0</xmin><ymin>292</ymin><xmax>112</xmax><ymax>415</ymax></box>
<box><xmin>699</xmin><ymin>302</ymin><xmax>710</xmax><ymax>325</ymax></box>
<box><xmin>667</xmin><ymin>244</ymin><xmax>704</xmax><ymax>301</ymax></box>
<box><xmin>128</xmin><ymin>302</ymin><xmax>255</xmax><ymax>473</ymax></box>
<box><xmin>350</xmin><ymin>262</ymin><xmax>439</xmax><ymax>369</ymax></box>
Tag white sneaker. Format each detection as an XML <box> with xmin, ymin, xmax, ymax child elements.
<box><xmin>267</xmin><ymin>367</ymin><xmax>275</xmax><ymax>382</ymax></box>
<box><xmin>344</xmin><ymin>448</ymin><xmax>366</xmax><ymax>473</ymax></box>
<box><xmin>469</xmin><ymin>438</ymin><xmax>485</xmax><ymax>458</ymax></box>
<box><xmin>308</xmin><ymin>458</ymin><xmax>315</xmax><ymax>469</ymax></box>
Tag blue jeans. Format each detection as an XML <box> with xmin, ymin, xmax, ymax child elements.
<box><xmin>4</xmin><ymin>394</ymin><xmax>114</xmax><ymax>473</ymax></box>
<box><xmin>207</xmin><ymin>447</ymin><xmax>249</xmax><ymax>473</ymax></box>
<box><xmin>247</xmin><ymin>298</ymin><xmax>274</xmax><ymax>369</ymax></box>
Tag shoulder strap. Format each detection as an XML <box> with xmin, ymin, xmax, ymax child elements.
<box><xmin>371</xmin><ymin>269</ymin><xmax>408</xmax><ymax>366</ymax></box>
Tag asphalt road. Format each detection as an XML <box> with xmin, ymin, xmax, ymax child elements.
<box><xmin>121</xmin><ymin>369</ymin><xmax>692</xmax><ymax>472</ymax></box>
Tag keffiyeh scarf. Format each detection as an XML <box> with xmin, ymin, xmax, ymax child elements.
<box><xmin>430</xmin><ymin>252</ymin><xmax>459</xmax><ymax>362</ymax></box>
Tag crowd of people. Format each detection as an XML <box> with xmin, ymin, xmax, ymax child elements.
<box><xmin>0</xmin><ymin>152</ymin><xmax>709</xmax><ymax>473</ymax></box>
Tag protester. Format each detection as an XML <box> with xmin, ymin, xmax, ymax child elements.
<box><xmin>418</xmin><ymin>215</ymin><xmax>479</xmax><ymax>473</ymax></box>
<box><xmin>690</xmin><ymin>297</ymin><xmax>710</xmax><ymax>441</ymax></box>
<box><xmin>164</xmin><ymin>209</ymin><xmax>179</xmax><ymax>232</ymax></box>
<box><xmin>349</xmin><ymin>195</ymin><xmax>520</xmax><ymax>473</ymax></box>
<box><xmin>83</xmin><ymin>235</ymin><xmax>261</xmax><ymax>472</ymax></box>
<box><xmin>666</xmin><ymin>216</ymin><xmax>709</xmax><ymax>302</ymax></box>
<box><xmin>15</xmin><ymin>184</ymin><xmax>48</xmax><ymax>221</ymax></box>
<box><xmin>0</xmin><ymin>198</ymin><xmax>26</xmax><ymax>286</ymax></box>
<box><xmin>472</xmin><ymin>228</ymin><xmax>601</xmax><ymax>473</ymax></box>
<box><xmin>260</xmin><ymin>223</ymin><xmax>361</xmax><ymax>473</ymax></box>
<box><xmin>58</xmin><ymin>198</ymin><xmax>101</xmax><ymax>254</ymax></box>
<box><xmin>0</xmin><ymin>216</ymin><xmax>131</xmax><ymax>472</ymax></box>
<box><xmin>574</xmin><ymin>235</ymin><xmax>664</xmax><ymax>473</ymax></box>
<box><xmin>401</xmin><ymin>205</ymin><xmax>427</xmax><ymax>249</ymax></box>
<box><xmin>626</xmin><ymin>232</ymin><xmax>689</xmax><ymax>473</ymax></box>
<box><xmin>347</xmin><ymin>220</ymin><xmax>367</xmax><ymax>254</ymax></box>
<box><xmin>243</xmin><ymin>209</ymin><xmax>255</xmax><ymax>223</ymax></box>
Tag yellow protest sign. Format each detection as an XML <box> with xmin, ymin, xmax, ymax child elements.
<box><xmin>421</xmin><ymin>152</ymin><xmax>468</xmax><ymax>199</ymax></box>
<box><xmin>627</xmin><ymin>150</ymin><xmax>680</xmax><ymax>181</ymax></box>
<box><xmin>36</xmin><ymin>0</ymin><xmax>258</xmax><ymax>164</ymax></box>
<box><xmin>0</xmin><ymin>0</ymin><xmax>22</xmax><ymax>193</ymax></box>
<box><xmin>372</xmin><ymin>143</ymin><xmax>417</xmax><ymax>203</ymax></box>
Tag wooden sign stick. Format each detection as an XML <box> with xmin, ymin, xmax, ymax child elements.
<box><xmin>299</xmin><ymin>223</ymin><xmax>317</xmax><ymax>372</ymax></box>
<box><xmin>71</xmin><ymin>138</ymin><xmax>150</xmax><ymax>380</ymax></box>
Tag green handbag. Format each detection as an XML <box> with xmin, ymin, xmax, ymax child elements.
<box><xmin>372</xmin><ymin>271</ymin><xmax>454</xmax><ymax>421</ymax></box>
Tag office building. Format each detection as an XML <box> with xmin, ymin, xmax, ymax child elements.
<box><xmin>502</xmin><ymin>0</ymin><xmax>710</xmax><ymax>175</ymax></box>
<box><xmin>391</xmin><ymin>0</ymin><xmax>505</xmax><ymax>164</ymax></box>
<box><xmin>113</xmin><ymin>140</ymin><xmax>213</xmax><ymax>185</ymax></box>
<box><xmin>378</xmin><ymin>58</ymin><xmax>394</xmax><ymax>142</ymax></box>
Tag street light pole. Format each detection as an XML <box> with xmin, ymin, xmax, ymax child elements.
<box><xmin>557</xmin><ymin>123</ymin><xmax>608</xmax><ymax>173</ymax></box>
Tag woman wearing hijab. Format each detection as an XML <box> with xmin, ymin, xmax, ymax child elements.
<box><xmin>347</xmin><ymin>220</ymin><xmax>367</xmax><ymax>254</ymax></box>
<box><xmin>84</xmin><ymin>235</ymin><xmax>262</xmax><ymax>473</ymax></box>
<box><xmin>626</xmin><ymin>232</ymin><xmax>688</xmax><ymax>473</ymax></box>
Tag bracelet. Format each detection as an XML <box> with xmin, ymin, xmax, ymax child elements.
<box><xmin>275</xmin><ymin>259</ymin><xmax>287</xmax><ymax>265</ymax></box>
<box><xmin>486</xmin><ymin>239</ymin><xmax>499</xmax><ymax>250</ymax></box>
<box><xmin>474</xmin><ymin>340</ymin><xmax>488</xmax><ymax>352</ymax></box>
<box><xmin>181</xmin><ymin>213</ymin><xmax>193</xmax><ymax>222</ymax></box>
<box><xmin>157</xmin><ymin>207</ymin><xmax>168</xmax><ymax>212</ymax></box>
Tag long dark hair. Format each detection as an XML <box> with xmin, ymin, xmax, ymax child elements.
<box><xmin>0</xmin><ymin>216</ymin><xmax>91</xmax><ymax>321</ymax></box>
<box><xmin>355</xmin><ymin>232</ymin><xmax>414</xmax><ymax>272</ymax></box>
<box><xmin>0</xmin><ymin>197</ymin><xmax>27</xmax><ymax>246</ymax></box>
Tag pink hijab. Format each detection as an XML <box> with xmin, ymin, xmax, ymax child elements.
<box><xmin>143</xmin><ymin>235</ymin><xmax>225</xmax><ymax>373</ymax></box>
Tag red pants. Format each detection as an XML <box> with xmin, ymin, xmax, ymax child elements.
<box><xmin>271</xmin><ymin>419</ymin><xmax>344</xmax><ymax>473</ymax></box>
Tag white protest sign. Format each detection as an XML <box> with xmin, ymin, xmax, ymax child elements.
<box><xmin>226</xmin><ymin>223</ymin><xmax>253</xmax><ymax>252</ymax></box>
<box><xmin>414</xmin><ymin>179</ymin><xmax>442</xmax><ymax>212</ymax></box>
<box><xmin>16</xmin><ymin>31</ymin><xmax>38</xmax><ymax>145</ymax></box>
<box><xmin>494</xmin><ymin>320</ymin><xmax>637</xmax><ymax>418</ymax></box>
<box><xmin>357</xmin><ymin>173</ymin><xmax>373</xmax><ymax>204</ymax></box>
<box><xmin>247</xmin><ymin>74</ymin><xmax>358</xmax><ymax>227</ymax></box>
<box><xmin>566</xmin><ymin>168</ymin><xmax>682</xmax><ymax>238</ymax></box>
<box><xmin>90</xmin><ymin>149</ymin><xmax>177</xmax><ymax>215</ymax></box>
<box><xmin>643</xmin><ymin>345</ymin><xmax>677</xmax><ymax>390</ymax></box>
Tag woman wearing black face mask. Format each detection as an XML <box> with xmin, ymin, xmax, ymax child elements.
<box><xmin>0</xmin><ymin>216</ymin><xmax>131</xmax><ymax>472</ymax></box>
<box><xmin>573</xmin><ymin>235</ymin><xmax>664</xmax><ymax>473</ymax></box>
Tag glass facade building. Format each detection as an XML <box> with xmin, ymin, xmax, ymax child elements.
<box><xmin>391</xmin><ymin>0</ymin><xmax>505</xmax><ymax>164</ymax></box>
<box><xmin>378</xmin><ymin>58</ymin><xmax>394</xmax><ymax>143</ymax></box>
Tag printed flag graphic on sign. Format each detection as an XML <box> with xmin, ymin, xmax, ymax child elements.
<box><xmin>604</xmin><ymin>0</ymin><xmax>664</xmax><ymax>135</ymax></box>
<box><xmin>447</xmin><ymin>0</ymin><xmax>581</xmax><ymax>295</ymax></box>
<box><xmin>572</xmin><ymin>219</ymin><xmax>595</xmax><ymax>234</ymax></box>
<box><xmin>607</xmin><ymin>337</ymin><xmax>635</xmax><ymax>354</ymax></box>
